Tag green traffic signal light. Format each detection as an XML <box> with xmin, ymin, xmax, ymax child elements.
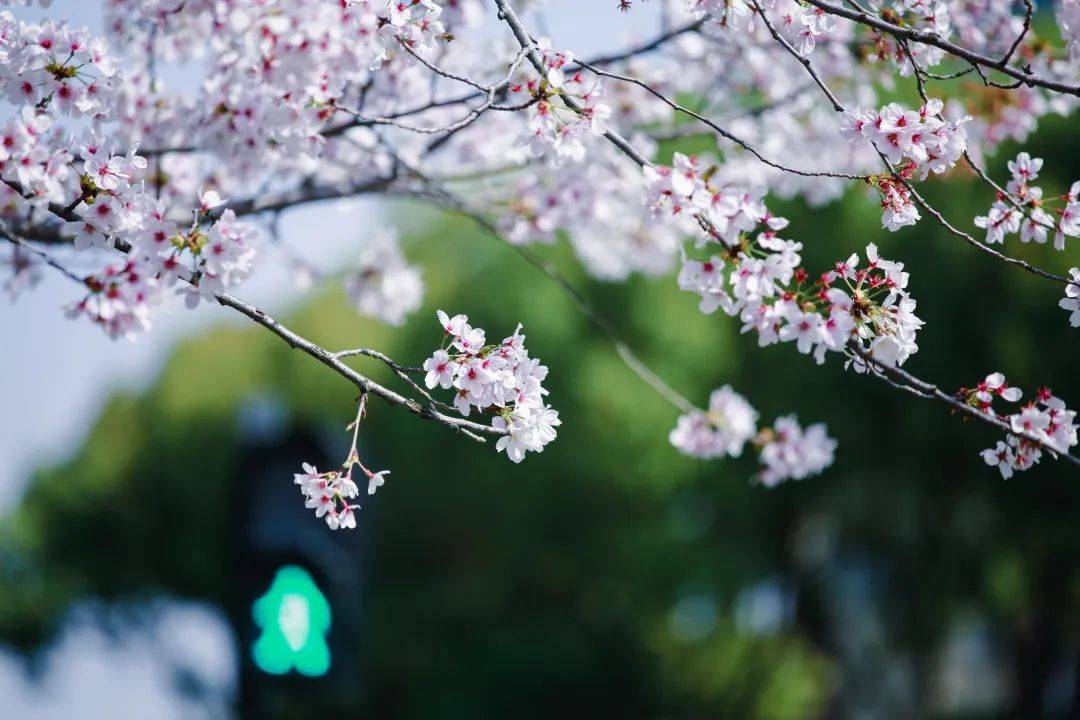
<box><xmin>251</xmin><ymin>565</ymin><xmax>332</xmax><ymax>676</ymax></box>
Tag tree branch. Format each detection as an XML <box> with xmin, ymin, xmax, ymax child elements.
<box><xmin>803</xmin><ymin>0</ymin><xmax>1080</xmax><ymax>97</ymax></box>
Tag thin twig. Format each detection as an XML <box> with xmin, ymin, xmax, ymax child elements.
<box><xmin>847</xmin><ymin>342</ymin><xmax>1080</xmax><ymax>468</ymax></box>
<box><xmin>1</xmin><ymin>183</ymin><xmax>499</xmax><ymax>443</ymax></box>
<box><xmin>1</xmin><ymin>226</ymin><xmax>87</xmax><ymax>287</ymax></box>
<box><xmin>218</xmin><ymin>292</ymin><xmax>498</xmax><ymax>443</ymax></box>
<box><xmin>999</xmin><ymin>0</ymin><xmax>1033</xmax><ymax>67</ymax></box>
<box><xmin>575</xmin><ymin>59</ymin><xmax>865</xmax><ymax>180</ymax></box>
<box><xmin>747</xmin><ymin>0</ymin><xmax>845</xmax><ymax>113</ymax></box>
<box><xmin>334</xmin><ymin>346</ymin><xmax>455</xmax><ymax>414</ymax></box>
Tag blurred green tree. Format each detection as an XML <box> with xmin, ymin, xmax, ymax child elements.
<box><xmin>1</xmin><ymin>114</ymin><xmax>1079</xmax><ymax>719</ymax></box>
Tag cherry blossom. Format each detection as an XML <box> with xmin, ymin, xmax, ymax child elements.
<box><xmin>669</xmin><ymin>385</ymin><xmax>760</xmax><ymax>459</ymax></box>
<box><xmin>1060</xmin><ymin>0</ymin><xmax>1080</xmax><ymax>64</ymax></box>
<box><xmin>511</xmin><ymin>38</ymin><xmax>612</xmax><ymax>162</ymax></box>
<box><xmin>345</xmin><ymin>230</ymin><xmax>424</xmax><ymax>327</ymax></box>
<box><xmin>1061</xmin><ymin>268</ymin><xmax>1080</xmax><ymax>328</ymax></box>
<box><xmin>961</xmin><ymin>379</ymin><xmax>1079</xmax><ymax>479</ymax></box>
<box><xmin>294</xmin><ymin>461</ymin><xmax>362</xmax><ymax>530</ymax></box>
<box><xmin>975</xmin><ymin>153</ymin><xmax>1079</xmax><ymax>252</ymax></box>
<box><xmin>664</xmin><ymin>170</ymin><xmax>924</xmax><ymax>369</ymax></box>
<box><xmin>0</xmin><ymin>239</ymin><xmax>40</xmax><ymax>297</ymax></box>
<box><xmin>670</xmin><ymin>384</ymin><xmax>835</xmax><ymax>486</ymax></box>
<box><xmin>294</xmin><ymin>394</ymin><xmax>392</xmax><ymax>530</ymax></box>
<box><xmin>3</xmin><ymin>0</ymin><xmax>1080</xmax><ymax>510</ymax></box>
<box><xmin>423</xmin><ymin>310</ymin><xmax>559</xmax><ymax>462</ymax></box>
<box><xmin>757</xmin><ymin>415</ymin><xmax>836</xmax><ymax>487</ymax></box>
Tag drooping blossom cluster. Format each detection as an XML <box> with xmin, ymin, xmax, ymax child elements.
<box><xmin>974</xmin><ymin>153</ymin><xmax>1079</xmax><ymax>251</ymax></box>
<box><xmin>512</xmin><ymin>38</ymin><xmax>611</xmax><ymax>162</ymax></box>
<box><xmin>294</xmin><ymin>461</ymin><xmax>362</xmax><ymax>531</ymax></box>
<box><xmin>841</xmin><ymin>99</ymin><xmax>970</xmax><ymax>230</ymax></box>
<box><xmin>1062</xmin><ymin>268</ymin><xmax>1080</xmax><ymax>328</ymax></box>
<box><xmin>669</xmin><ymin>384</ymin><xmax>836</xmax><ymax>486</ymax></box>
<box><xmin>962</xmin><ymin>376</ymin><xmax>1079</xmax><ymax>479</ymax></box>
<box><xmin>423</xmin><ymin>310</ymin><xmax>560</xmax><ymax>462</ymax></box>
<box><xmin>345</xmin><ymin>230</ymin><xmax>424</xmax><ymax>327</ymax></box>
<box><xmin>65</xmin><ymin>256</ymin><xmax>161</xmax><ymax>339</ymax></box>
<box><xmin>293</xmin><ymin>396</ymin><xmax>390</xmax><ymax>530</ymax></box>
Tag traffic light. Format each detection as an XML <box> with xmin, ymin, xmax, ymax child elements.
<box><xmin>230</xmin><ymin>395</ymin><xmax>368</xmax><ymax>715</ymax></box>
<box><xmin>251</xmin><ymin>565</ymin><xmax>332</xmax><ymax>677</ymax></box>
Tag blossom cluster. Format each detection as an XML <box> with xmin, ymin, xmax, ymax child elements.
<box><xmin>645</xmin><ymin>152</ymin><xmax>790</xmax><ymax>247</ymax></box>
<box><xmin>501</xmin><ymin>158</ymin><xmax>680</xmax><ymax>280</ymax></box>
<box><xmin>345</xmin><ymin>230</ymin><xmax>424</xmax><ymax>326</ymax></box>
<box><xmin>512</xmin><ymin>38</ymin><xmax>611</xmax><ymax>162</ymax></box>
<box><xmin>0</xmin><ymin>106</ymin><xmax>68</xmax><ymax>203</ymax></box>
<box><xmin>66</xmin><ymin>256</ymin><xmax>161</xmax><ymax>339</ymax></box>
<box><xmin>831</xmin><ymin>244</ymin><xmax>924</xmax><ymax>368</ymax></box>
<box><xmin>965</xmin><ymin>376</ymin><xmax>1079</xmax><ymax>479</ymax></box>
<box><xmin>292</xmin><ymin>395</ymin><xmax>391</xmax><ymax>531</ymax></box>
<box><xmin>669</xmin><ymin>385</ymin><xmax>759</xmax><ymax>459</ymax></box>
<box><xmin>293</xmin><ymin>462</ymin><xmax>361</xmax><ymax>531</ymax></box>
<box><xmin>1062</xmin><ymin>268</ymin><xmax>1080</xmax><ymax>328</ymax></box>
<box><xmin>1062</xmin><ymin>0</ymin><xmax>1080</xmax><ymax>63</ymax></box>
<box><xmin>682</xmin><ymin>0</ymin><xmax>839</xmax><ymax>57</ymax></box>
<box><xmin>841</xmin><ymin>99</ymin><xmax>970</xmax><ymax>230</ymax></box>
<box><xmin>669</xmin><ymin>385</ymin><xmax>836</xmax><ymax>486</ymax></box>
<box><xmin>293</xmin><ymin>456</ymin><xmax>390</xmax><ymax>531</ymax></box>
<box><xmin>0</xmin><ymin>12</ymin><xmax>117</xmax><ymax>118</ymax></box>
<box><xmin>841</xmin><ymin>99</ymin><xmax>970</xmax><ymax>174</ymax></box>
<box><xmin>423</xmin><ymin>310</ymin><xmax>560</xmax><ymax>462</ymax></box>
<box><xmin>60</xmin><ymin>164</ymin><xmax>257</xmax><ymax>336</ymax></box>
<box><xmin>651</xmin><ymin>154</ymin><xmax>922</xmax><ymax>368</ymax></box>
<box><xmin>871</xmin><ymin>162</ymin><xmax>921</xmax><ymax>232</ymax></box>
<box><xmin>180</xmin><ymin>208</ymin><xmax>258</xmax><ymax>306</ymax></box>
<box><xmin>758</xmin><ymin>415</ymin><xmax>837</xmax><ymax>487</ymax></box>
<box><xmin>0</xmin><ymin>14</ymin><xmax>261</xmax><ymax>338</ymax></box>
<box><xmin>66</xmin><ymin>134</ymin><xmax>150</xmax><ymax>250</ymax></box>
<box><xmin>974</xmin><ymin>152</ymin><xmax>1079</xmax><ymax>250</ymax></box>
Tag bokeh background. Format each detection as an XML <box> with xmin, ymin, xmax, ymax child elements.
<box><xmin>2</xmin><ymin>2</ymin><xmax>1080</xmax><ymax>719</ymax></box>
